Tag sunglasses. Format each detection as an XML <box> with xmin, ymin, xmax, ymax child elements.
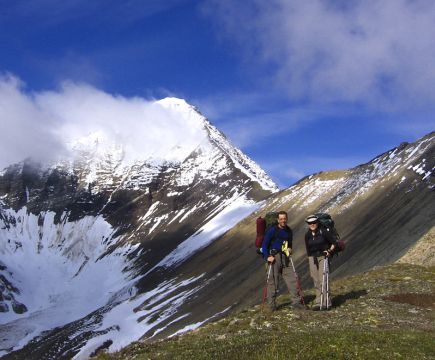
<box><xmin>307</xmin><ymin>222</ymin><xmax>317</xmax><ymax>225</ymax></box>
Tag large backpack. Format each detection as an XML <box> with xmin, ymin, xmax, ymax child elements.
<box><xmin>315</xmin><ymin>212</ymin><xmax>346</xmax><ymax>253</ymax></box>
<box><xmin>255</xmin><ymin>212</ymin><xmax>278</xmax><ymax>254</ymax></box>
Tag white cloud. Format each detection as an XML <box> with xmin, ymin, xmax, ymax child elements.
<box><xmin>0</xmin><ymin>74</ymin><xmax>67</xmax><ymax>168</ymax></box>
<box><xmin>204</xmin><ymin>0</ymin><xmax>435</xmax><ymax>110</ymax></box>
<box><xmin>0</xmin><ymin>75</ymin><xmax>207</xmax><ymax>170</ymax></box>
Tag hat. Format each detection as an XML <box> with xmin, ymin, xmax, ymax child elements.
<box><xmin>305</xmin><ymin>215</ymin><xmax>318</xmax><ymax>224</ymax></box>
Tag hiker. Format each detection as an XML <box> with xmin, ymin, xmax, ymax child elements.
<box><xmin>304</xmin><ymin>214</ymin><xmax>337</xmax><ymax>309</ymax></box>
<box><xmin>261</xmin><ymin>211</ymin><xmax>305</xmax><ymax>311</ymax></box>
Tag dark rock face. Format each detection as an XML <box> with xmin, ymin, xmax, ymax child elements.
<box><xmin>0</xmin><ymin>302</ymin><xmax>8</xmax><ymax>312</ymax></box>
<box><xmin>0</xmin><ymin>160</ymin><xmax>108</xmax><ymax>222</ymax></box>
<box><xmin>11</xmin><ymin>301</ymin><xmax>27</xmax><ymax>314</ymax></box>
<box><xmin>0</xmin><ymin>270</ymin><xmax>26</xmax><ymax>315</ymax></box>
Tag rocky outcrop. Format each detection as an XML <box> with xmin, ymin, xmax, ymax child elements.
<box><xmin>0</xmin><ymin>263</ymin><xmax>27</xmax><ymax>315</ymax></box>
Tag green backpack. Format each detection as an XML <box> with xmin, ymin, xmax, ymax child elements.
<box><xmin>264</xmin><ymin>212</ymin><xmax>278</xmax><ymax>230</ymax></box>
<box><xmin>315</xmin><ymin>212</ymin><xmax>346</xmax><ymax>253</ymax></box>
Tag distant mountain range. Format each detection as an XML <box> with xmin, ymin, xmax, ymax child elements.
<box><xmin>0</xmin><ymin>99</ymin><xmax>433</xmax><ymax>359</ymax></box>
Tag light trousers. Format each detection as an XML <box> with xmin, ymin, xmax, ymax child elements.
<box><xmin>308</xmin><ymin>256</ymin><xmax>332</xmax><ymax>307</ymax></box>
<box><xmin>266</xmin><ymin>253</ymin><xmax>299</xmax><ymax>307</ymax></box>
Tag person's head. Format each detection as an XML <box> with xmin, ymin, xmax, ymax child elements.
<box><xmin>277</xmin><ymin>211</ymin><xmax>288</xmax><ymax>228</ymax></box>
<box><xmin>305</xmin><ymin>214</ymin><xmax>319</xmax><ymax>231</ymax></box>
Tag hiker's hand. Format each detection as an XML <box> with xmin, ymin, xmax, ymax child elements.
<box><xmin>267</xmin><ymin>256</ymin><xmax>275</xmax><ymax>263</ymax></box>
<box><xmin>323</xmin><ymin>250</ymin><xmax>331</xmax><ymax>257</ymax></box>
<box><xmin>288</xmin><ymin>248</ymin><xmax>292</xmax><ymax>255</ymax></box>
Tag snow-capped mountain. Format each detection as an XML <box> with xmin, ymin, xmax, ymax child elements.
<box><xmin>0</xmin><ymin>98</ymin><xmax>277</xmax><ymax>359</ymax></box>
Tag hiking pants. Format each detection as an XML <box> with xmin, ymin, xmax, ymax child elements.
<box><xmin>266</xmin><ymin>253</ymin><xmax>299</xmax><ymax>307</ymax></box>
<box><xmin>309</xmin><ymin>256</ymin><xmax>332</xmax><ymax>307</ymax></box>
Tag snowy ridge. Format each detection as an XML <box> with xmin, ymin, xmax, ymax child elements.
<box><xmin>273</xmin><ymin>133</ymin><xmax>434</xmax><ymax>214</ymax></box>
<box><xmin>145</xmin><ymin>194</ymin><xmax>261</xmax><ymax>274</ymax></box>
<box><xmin>203</xmin><ymin>119</ymin><xmax>278</xmax><ymax>192</ymax></box>
<box><xmin>158</xmin><ymin>97</ymin><xmax>278</xmax><ymax>192</ymax></box>
<box><xmin>46</xmin><ymin>97</ymin><xmax>277</xmax><ymax>194</ymax></box>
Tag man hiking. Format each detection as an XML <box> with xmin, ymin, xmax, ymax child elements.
<box><xmin>304</xmin><ymin>214</ymin><xmax>337</xmax><ymax>310</ymax></box>
<box><xmin>261</xmin><ymin>211</ymin><xmax>305</xmax><ymax>312</ymax></box>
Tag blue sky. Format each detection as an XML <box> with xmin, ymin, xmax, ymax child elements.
<box><xmin>1</xmin><ymin>0</ymin><xmax>434</xmax><ymax>188</ymax></box>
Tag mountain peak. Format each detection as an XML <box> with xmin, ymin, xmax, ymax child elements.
<box><xmin>58</xmin><ymin>97</ymin><xmax>278</xmax><ymax>192</ymax></box>
<box><xmin>157</xmin><ymin>97</ymin><xmax>192</xmax><ymax>108</ymax></box>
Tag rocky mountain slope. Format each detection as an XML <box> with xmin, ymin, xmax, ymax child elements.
<box><xmin>0</xmin><ymin>98</ymin><xmax>276</xmax><ymax>359</ymax></box>
<box><xmin>397</xmin><ymin>226</ymin><xmax>435</xmax><ymax>266</ymax></box>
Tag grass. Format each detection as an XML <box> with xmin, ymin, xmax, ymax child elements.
<box><xmin>96</xmin><ymin>264</ymin><xmax>435</xmax><ymax>360</ymax></box>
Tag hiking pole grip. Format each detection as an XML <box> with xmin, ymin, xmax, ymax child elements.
<box><xmin>289</xmin><ymin>255</ymin><xmax>297</xmax><ymax>273</ymax></box>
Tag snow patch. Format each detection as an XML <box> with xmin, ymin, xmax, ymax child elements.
<box><xmin>0</xmin><ymin>208</ymin><xmax>137</xmax><ymax>355</ymax></box>
<box><xmin>148</xmin><ymin>195</ymin><xmax>260</xmax><ymax>271</ymax></box>
<box><xmin>73</xmin><ymin>274</ymin><xmax>206</xmax><ymax>359</ymax></box>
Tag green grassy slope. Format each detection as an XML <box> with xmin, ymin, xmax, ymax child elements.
<box><xmin>96</xmin><ymin>263</ymin><xmax>434</xmax><ymax>360</ymax></box>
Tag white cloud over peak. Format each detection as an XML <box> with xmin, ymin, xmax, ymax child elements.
<box><xmin>0</xmin><ymin>75</ymin><xmax>206</xmax><ymax>170</ymax></box>
<box><xmin>0</xmin><ymin>75</ymin><xmax>66</xmax><ymax>168</ymax></box>
<box><xmin>204</xmin><ymin>0</ymin><xmax>435</xmax><ymax>110</ymax></box>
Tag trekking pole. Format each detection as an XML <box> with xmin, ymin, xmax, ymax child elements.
<box><xmin>320</xmin><ymin>257</ymin><xmax>326</xmax><ymax>310</ymax></box>
<box><xmin>261</xmin><ymin>263</ymin><xmax>273</xmax><ymax>309</ymax></box>
<box><xmin>325</xmin><ymin>258</ymin><xmax>330</xmax><ymax>310</ymax></box>
<box><xmin>289</xmin><ymin>256</ymin><xmax>305</xmax><ymax>306</ymax></box>
<box><xmin>261</xmin><ymin>249</ymin><xmax>278</xmax><ymax>310</ymax></box>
